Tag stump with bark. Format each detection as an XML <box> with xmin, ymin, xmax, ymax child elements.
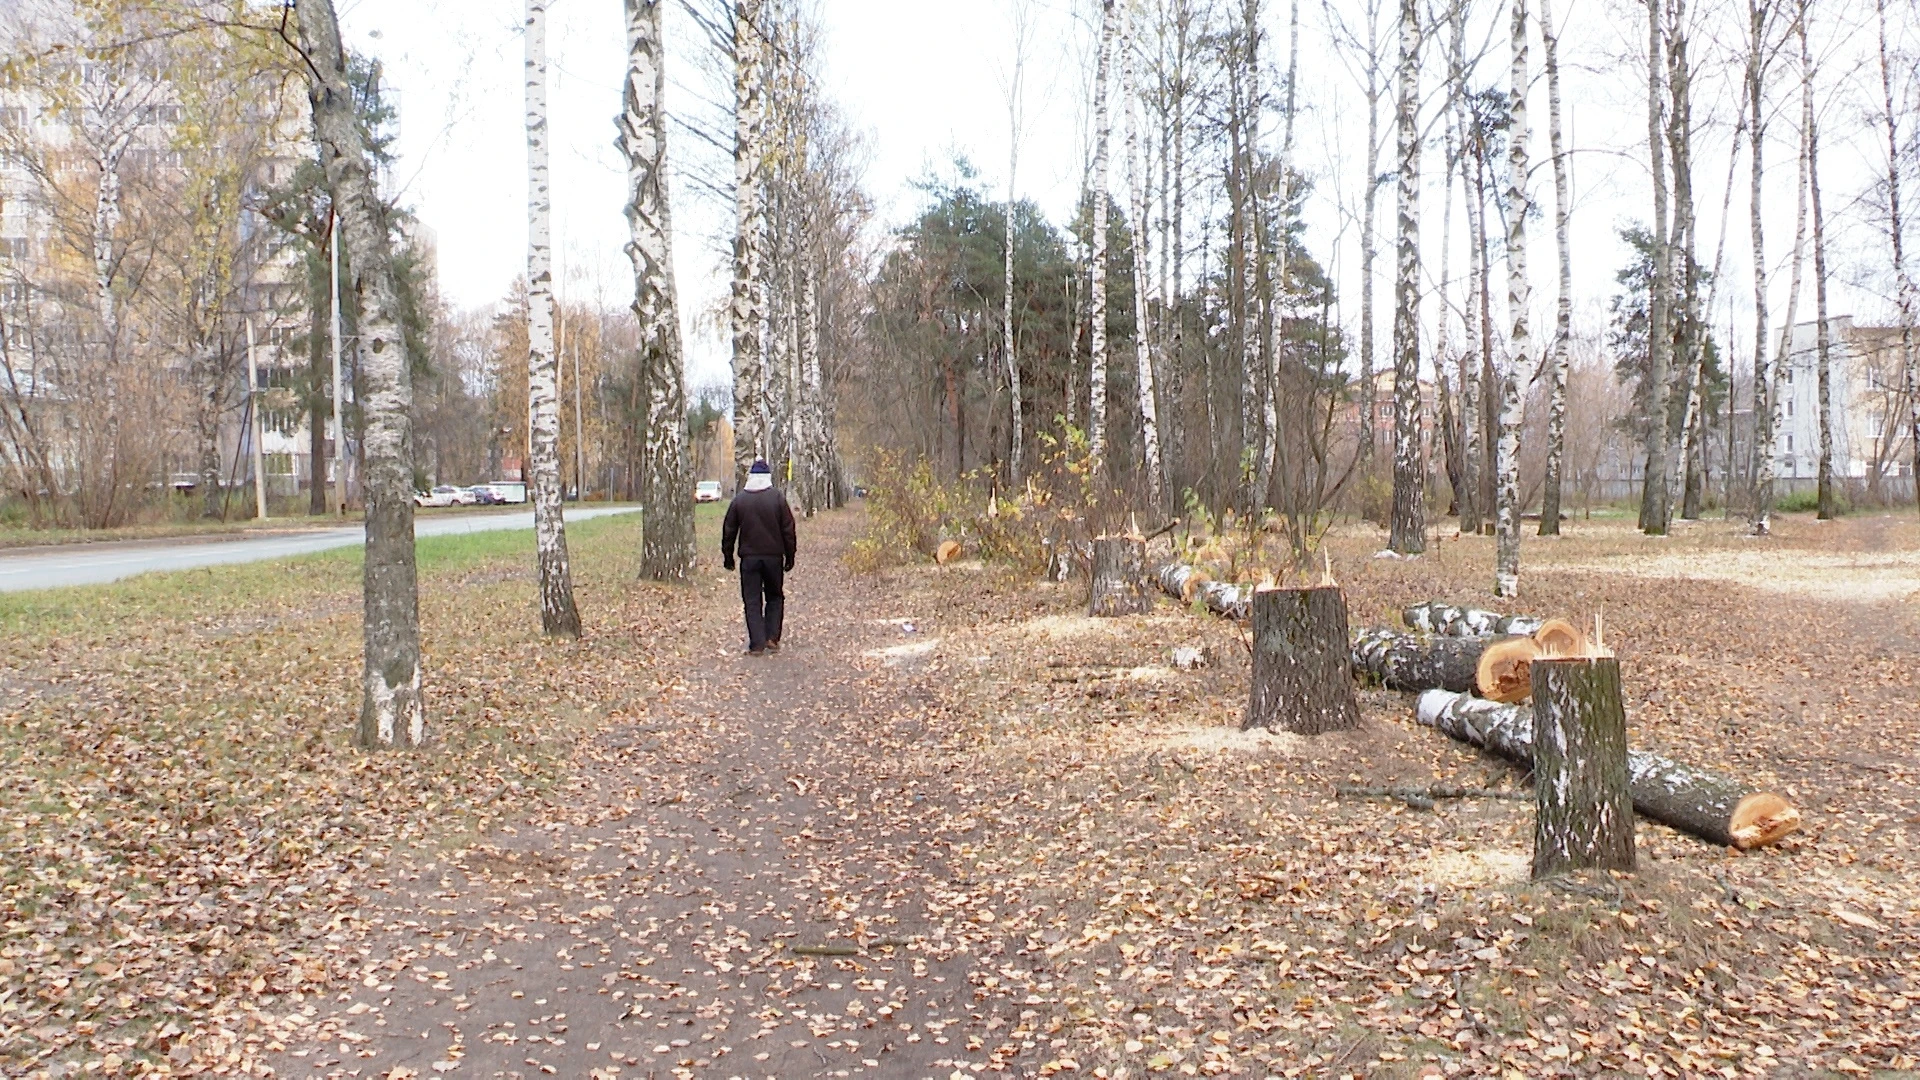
<box><xmin>1530</xmin><ymin>656</ymin><xmax>1637</xmax><ymax>878</ymax></box>
<box><xmin>1415</xmin><ymin>689</ymin><xmax>1802</xmax><ymax>849</ymax></box>
<box><xmin>1247</xmin><ymin>585</ymin><xmax>1361</xmax><ymax>735</ymax></box>
<box><xmin>1088</xmin><ymin>535</ymin><xmax>1153</xmax><ymax>616</ymax></box>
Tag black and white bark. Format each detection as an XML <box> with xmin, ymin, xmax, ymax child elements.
<box><xmin>1450</xmin><ymin>4</ymin><xmax>1483</xmax><ymax>536</ymax></box>
<box><xmin>1246</xmin><ymin>586</ymin><xmax>1361</xmax><ymax>735</ymax></box>
<box><xmin>1402</xmin><ymin>600</ymin><xmax>1544</xmax><ymax>637</ymax></box>
<box><xmin>1351</xmin><ymin>628</ymin><xmax>1486</xmax><ymax>693</ymax></box>
<box><xmin>621</xmin><ymin>0</ymin><xmax>695</xmax><ymax>581</ymax></box>
<box><xmin>1639</xmin><ymin>0</ymin><xmax>1674</xmax><ymax>536</ymax></box>
<box><xmin>1756</xmin><ymin>0</ymin><xmax>1810</xmax><ymax>535</ymax></box>
<box><xmin>524</xmin><ymin>0</ymin><xmax>582</xmax><ymax>637</ymax></box>
<box><xmin>1154</xmin><ymin>562</ymin><xmax>1254</xmax><ymax>619</ymax></box>
<box><xmin>1416</xmin><ymin>689</ymin><xmax>1802</xmax><ymax>849</ymax></box>
<box><xmin>1003</xmin><ymin>0</ymin><xmax>1032</xmax><ymax>487</ymax></box>
<box><xmin>1879</xmin><ymin>0</ymin><xmax>1920</xmax><ymax>508</ymax></box>
<box><xmin>1537</xmin><ymin>0</ymin><xmax>1572</xmax><ymax>536</ymax></box>
<box><xmin>1088</xmin><ymin>0</ymin><xmax>1116</xmax><ymax>480</ymax></box>
<box><xmin>1387</xmin><ymin>0</ymin><xmax>1425</xmax><ymax>554</ymax></box>
<box><xmin>1529</xmin><ymin>657</ymin><xmax>1637</xmax><ymax>878</ymax></box>
<box><xmin>1089</xmin><ymin>535</ymin><xmax>1154</xmax><ymax>617</ymax></box>
<box><xmin>294</xmin><ymin>0</ymin><xmax>425</xmax><ymax>748</ymax></box>
<box><xmin>1122</xmin><ymin>5</ymin><xmax>1165</xmax><ymax>511</ymax></box>
<box><xmin>1493</xmin><ymin>0</ymin><xmax>1532</xmax><ymax>597</ymax></box>
<box><xmin>1802</xmin><ymin>3</ymin><xmax>1835</xmax><ymax>521</ymax></box>
<box><xmin>1746</xmin><ymin>0</ymin><xmax>1778</xmax><ymax>533</ymax></box>
<box><xmin>732</xmin><ymin>0</ymin><xmax>768</xmax><ymax>484</ymax></box>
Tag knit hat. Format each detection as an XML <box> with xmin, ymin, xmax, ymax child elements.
<box><xmin>750</xmin><ymin>459</ymin><xmax>771</xmax><ymax>475</ymax></box>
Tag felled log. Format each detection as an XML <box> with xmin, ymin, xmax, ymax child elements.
<box><xmin>1403</xmin><ymin>600</ymin><xmax>1544</xmax><ymax>638</ymax></box>
<box><xmin>1530</xmin><ymin>657</ymin><xmax>1637</xmax><ymax>878</ymax></box>
<box><xmin>1350</xmin><ymin>628</ymin><xmax>1485</xmax><ymax>693</ymax></box>
<box><xmin>1246</xmin><ymin>585</ymin><xmax>1361</xmax><ymax>735</ymax></box>
<box><xmin>1476</xmin><ymin>636</ymin><xmax>1544</xmax><ymax>704</ymax></box>
<box><xmin>1088</xmin><ymin>535</ymin><xmax>1153</xmax><ymax>616</ymax></box>
<box><xmin>1351</xmin><ymin>629</ymin><xmax>1541</xmax><ymax>701</ymax></box>
<box><xmin>1335</xmin><ymin>783</ymin><xmax>1530</xmax><ymax>811</ymax></box>
<box><xmin>1415</xmin><ymin>689</ymin><xmax>1802</xmax><ymax>850</ymax></box>
<box><xmin>1153</xmin><ymin>562</ymin><xmax>1252</xmax><ymax>620</ymax></box>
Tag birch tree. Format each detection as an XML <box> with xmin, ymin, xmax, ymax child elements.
<box><xmin>1448</xmin><ymin>5</ymin><xmax>1485</xmax><ymax>535</ymax></box>
<box><xmin>1749</xmin><ymin>0</ymin><xmax>1800</xmax><ymax>535</ymax></box>
<box><xmin>1235</xmin><ymin>0</ymin><xmax>1263</xmax><ymax>513</ymax></box>
<box><xmin>523</xmin><ymin>0</ymin><xmax>582</xmax><ymax>636</ymax></box>
<box><xmin>732</xmin><ymin>0</ymin><xmax>768</xmax><ymax>485</ymax></box>
<box><xmin>1537</xmin><ymin>0</ymin><xmax>1572</xmax><ymax>536</ymax></box>
<box><xmin>1878</xmin><ymin>0</ymin><xmax>1920</xmax><ymax>507</ymax></box>
<box><xmin>1088</xmin><ymin>0</ymin><xmax>1116</xmax><ymax>482</ymax></box>
<box><xmin>1493</xmin><ymin>0</ymin><xmax>1531</xmax><ymax>596</ymax></box>
<box><xmin>1802</xmin><ymin>0</ymin><xmax>1835</xmax><ymax>521</ymax></box>
<box><xmin>1325</xmin><ymin>0</ymin><xmax>1389</xmax><ymax>463</ymax></box>
<box><xmin>1003</xmin><ymin>0</ymin><xmax>1032</xmax><ymax>487</ymax></box>
<box><xmin>293</xmin><ymin>0</ymin><xmax>424</xmax><ymax>748</ymax></box>
<box><xmin>1387</xmin><ymin>0</ymin><xmax>1425</xmax><ymax>554</ymax></box>
<box><xmin>620</xmin><ymin>0</ymin><xmax>694</xmax><ymax>579</ymax></box>
<box><xmin>1123</xmin><ymin>1</ymin><xmax>1166</xmax><ymax>510</ymax></box>
<box><xmin>1638</xmin><ymin>0</ymin><xmax>1674</xmax><ymax>536</ymax></box>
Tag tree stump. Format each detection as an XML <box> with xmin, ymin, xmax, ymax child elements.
<box><xmin>1245</xmin><ymin>585</ymin><xmax>1361</xmax><ymax>735</ymax></box>
<box><xmin>1088</xmin><ymin>535</ymin><xmax>1153</xmax><ymax>616</ymax></box>
<box><xmin>1531</xmin><ymin>656</ymin><xmax>1637</xmax><ymax>879</ymax></box>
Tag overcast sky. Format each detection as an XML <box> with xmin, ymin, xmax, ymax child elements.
<box><xmin>335</xmin><ymin>0</ymin><xmax>1900</xmax><ymax>393</ymax></box>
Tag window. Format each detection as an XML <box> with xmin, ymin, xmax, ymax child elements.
<box><xmin>0</xmin><ymin>107</ymin><xmax>27</xmax><ymax>128</ymax></box>
<box><xmin>0</xmin><ymin>282</ymin><xmax>27</xmax><ymax>306</ymax></box>
<box><xmin>0</xmin><ymin>237</ymin><xmax>27</xmax><ymax>260</ymax></box>
<box><xmin>1785</xmin><ymin>434</ymin><xmax>1794</xmax><ymax>454</ymax></box>
<box><xmin>1785</xmin><ymin>397</ymin><xmax>1794</xmax><ymax>418</ymax></box>
<box><xmin>5</xmin><ymin>322</ymin><xmax>29</xmax><ymax>348</ymax></box>
<box><xmin>264</xmin><ymin>453</ymin><xmax>294</xmax><ymax>476</ymax></box>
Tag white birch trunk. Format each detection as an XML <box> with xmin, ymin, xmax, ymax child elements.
<box><xmin>732</xmin><ymin>0</ymin><xmax>768</xmax><ymax>485</ymax></box>
<box><xmin>1538</xmin><ymin>0</ymin><xmax>1572</xmax><ymax>536</ymax></box>
<box><xmin>1881</xmin><ymin>0</ymin><xmax>1920</xmax><ymax>507</ymax></box>
<box><xmin>1359</xmin><ymin>7</ymin><xmax>1383</xmax><ymax>462</ymax></box>
<box><xmin>1451</xmin><ymin>7</ymin><xmax>1483</xmax><ymax>535</ymax></box>
<box><xmin>1639</xmin><ymin>0</ymin><xmax>1674</xmax><ymax>535</ymax></box>
<box><xmin>1123</xmin><ymin>4</ymin><xmax>1165</xmax><ymax>512</ymax></box>
<box><xmin>524</xmin><ymin>0</ymin><xmax>581</xmax><ymax>637</ymax></box>
<box><xmin>1493</xmin><ymin>0</ymin><xmax>1531</xmax><ymax>597</ymax></box>
<box><xmin>1387</xmin><ymin>0</ymin><xmax>1425</xmax><ymax>554</ymax></box>
<box><xmin>1237</xmin><ymin>0</ymin><xmax>1263</xmax><ymax>514</ymax></box>
<box><xmin>1747</xmin><ymin>0</ymin><xmax>1774</xmax><ymax>532</ymax></box>
<box><xmin>1257</xmin><ymin>0</ymin><xmax>1299</xmax><ymax>513</ymax></box>
<box><xmin>1803</xmin><ymin>5</ymin><xmax>1834</xmax><ymax>521</ymax></box>
<box><xmin>1087</xmin><ymin>0</ymin><xmax>1116</xmax><ymax>482</ymax></box>
<box><xmin>1004</xmin><ymin>1</ymin><xmax>1028</xmax><ymax>488</ymax></box>
<box><xmin>295</xmin><ymin>0</ymin><xmax>425</xmax><ymax>749</ymax></box>
<box><xmin>622</xmin><ymin>0</ymin><xmax>695</xmax><ymax>580</ymax></box>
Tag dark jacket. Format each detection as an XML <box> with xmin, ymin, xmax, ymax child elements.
<box><xmin>722</xmin><ymin>485</ymin><xmax>797</xmax><ymax>562</ymax></box>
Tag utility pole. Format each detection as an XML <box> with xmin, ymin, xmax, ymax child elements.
<box><xmin>330</xmin><ymin>213</ymin><xmax>346</xmax><ymax>514</ymax></box>
<box><xmin>247</xmin><ymin>318</ymin><xmax>268</xmax><ymax>520</ymax></box>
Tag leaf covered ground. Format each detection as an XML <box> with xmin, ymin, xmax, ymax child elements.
<box><xmin>2</xmin><ymin>508</ymin><xmax>1917</xmax><ymax>1078</ymax></box>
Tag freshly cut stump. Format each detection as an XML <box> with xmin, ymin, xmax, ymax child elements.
<box><xmin>1246</xmin><ymin>585</ymin><xmax>1361</xmax><ymax>735</ymax></box>
<box><xmin>1476</xmin><ymin>635</ymin><xmax>1543</xmax><ymax>703</ymax></box>
<box><xmin>935</xmin><ymin>539</ymin><xmax>963</xmax><ymax>565</ymax></box>
<box><xmin>1531</xmin><ymin>656</ymin><xmax>1637</xmax><ymax>879</ymax></box>
<box><xmin>1532</xmin><ymin>618</ymin><xmax>1586</xmax><ymax>658</ymax></box>
<box><xmin>1414</xmin><ymin>689</ymin><xmax>1801</xmax><ymax>849</ymax></box>
<box><xmin>1088</xmin><ymin>535</ymin><xmax>1153</xmax><ymax>616</ymax></box>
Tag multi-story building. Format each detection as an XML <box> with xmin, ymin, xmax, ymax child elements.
<box><xmin>1773</xmin><ymin>319</ymin><xmax>1915</xmax><ymax>491</ymax></box>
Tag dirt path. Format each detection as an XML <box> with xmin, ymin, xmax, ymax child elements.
<box><xmin>270</xmin><ymin>514</ymin><xmax>1057</xmax><ymax>1080</ymax></box>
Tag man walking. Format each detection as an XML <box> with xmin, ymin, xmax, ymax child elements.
<box><xmin>721</xmin><ymin>459</ymin><xmax>797</xmax><ymax>656</ymax></box>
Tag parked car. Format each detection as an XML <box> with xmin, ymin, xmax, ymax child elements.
<box><xmin>694</xmin><ymin>480</ymin><xmax>724</xmax><ymax>503</ymax></box>
<box><xmin>471</xmin><ymin>485</ymin><xmax>508</xmax><ymax>506</ymax></box>
<box><xmin>413</xmin><ymin>485</ymin><xmax>462</xmax><ymax>508</ymax></box>
<box><xmin>448</xmin><ymin>486</ymin><xmax>479</xmax><ymax>506</ymax></box>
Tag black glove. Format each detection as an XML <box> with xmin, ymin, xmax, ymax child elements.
<box><xmin>782</xmin><ymin>554</ymin><xmax>794</xmax><ymax>572</ymax></box>
<box><xmin>723</xmin><ymin>555</ymin><xmax>735</xmax><ymax>572</ymax></box>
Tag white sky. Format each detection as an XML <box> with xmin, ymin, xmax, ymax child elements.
<box><xmin>337</xmin><ymin>0</ymin><xmax>1903</xmax><ymax>395</ymax></box>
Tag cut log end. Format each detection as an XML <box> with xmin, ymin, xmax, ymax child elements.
<box><xmin>1476</xmin><ymin>636</ymin><xmax>1543</xmax><ymax>703</ymax></box>
<box><xmin>1729</xmin><ymin>793</ymin><xmax>1802</xmax><ymax>850</ymax></box>
<box><xmin>1533</xmin><ymin>618</ymin><xmax>1586</xmax><ymax>658</ymax></box>
<box><xmin>935</xmin><ymin>540</ymin><xmax>964</xmax><ymax>565</ymax></box>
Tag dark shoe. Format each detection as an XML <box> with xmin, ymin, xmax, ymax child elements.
<box><xmin>766</xmin><ymin>638</ymin><xmax>781</xmax><ymax>654</ymax></box>
<box><xmin>746</xmin><ymin>647</ymin><xmax>766</xmax><ymax>657</ymax></box>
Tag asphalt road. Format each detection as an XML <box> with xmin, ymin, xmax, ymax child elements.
<box><xmin>0</xmin><ymin>506</ymin><xmax>640</xmax><ymax>593</ymax></box>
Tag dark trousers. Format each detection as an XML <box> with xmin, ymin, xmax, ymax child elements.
<box><xmin>739</xmin><ymin>556</ymin><xmax>786</xmax><ymax>650</ymax></box>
